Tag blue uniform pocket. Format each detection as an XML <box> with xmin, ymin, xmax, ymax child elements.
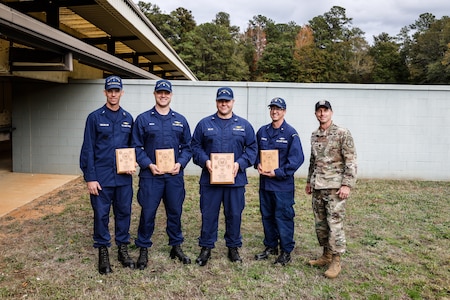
<box><xmin>121</xmin><ymin>127</ymin><xmax>131</xmax><ymax>133</ymax></box>
<box><xmin>97</xmin><ymin>124</ymin><xmax>112</xmax><ymax>139</ymax></box>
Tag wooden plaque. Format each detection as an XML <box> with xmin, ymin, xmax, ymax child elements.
<box><xmin>210</xmin><ymin>153</ymin><xmax>235</xmax><ymax>184</ymax></box>
<box><xmin>155</xmin><ymin>148</ymin><xmax>175</xmax><ymax>173</ymax></box>
<box><xmin>116</xmin><ymin>148</ymin><xmax>136</xmax><ymax>174</ymax></box>
<box><xmin>260</xmin><ymin>149</ymin><xmax>279</xmax><ymax>172</ymax></box>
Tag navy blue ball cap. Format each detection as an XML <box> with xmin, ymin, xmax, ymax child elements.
<box><xmin>216</xmin><ymin>87</ymin><xmax>234</xmax><ymax>101</ymax></box>
<box><xmin>105</xmin><ymin>75</ymin><xmax>122</xmax><ymax>90</ymax></box>
<box><xmin>268</xmin><ymin>97</ymin><xmax>286</xmax><ymax>109</ymax></box>
<box><xmin>154</xmin><ymin>79</ymin><xmax>172</xmax><ymax>92</ymax></box>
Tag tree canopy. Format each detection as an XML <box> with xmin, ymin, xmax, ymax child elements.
<box><xmin>137</xmin><ymin>2</ymin><xmax>450</xmax><ymax>84</ymax></box>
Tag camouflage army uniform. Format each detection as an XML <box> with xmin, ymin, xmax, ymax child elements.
<box><xmin>307</xmin><ymin>122</ymin><xmax>357</xmax><ymax>254</ymax></box>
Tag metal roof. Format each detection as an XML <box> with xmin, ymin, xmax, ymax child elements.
<box><xmin>0</xmin><ymin>0</ymin><xmax>197</xmax><ymax>80</ymax></box>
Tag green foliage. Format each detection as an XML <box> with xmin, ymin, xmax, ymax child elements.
<box><xmin>408</xmin><ymin>16</ymin><xmax>450</xmax><ymax>83</ymax></box>
<box><xmin>309</xmin><ymin>6</ymin><xmax>355</xmax><ymax>46</ymax></box>
<box><xmin>305</xmin><ymin>6</ymin><xmax>367</xmax><ymax>83</ymax></box>
<box><xmin>179</xmin><ymin>22</ymin><xmax>249</xmax><ymax>81</ymax></box>
<box><xmin>397</xmin><ymin>13</ymin><xmax>450</xmax><ymax>84</ymax></box>
<box><xmin>256</xmin><ymin>23</ymin><xmax>301</xmax><ymax>82</ymax></box>
<box><xmin>347</xmin><ymin>36</ymin><xmax>374</xmax><ymax>83</ymax></box>
<box><xmin>137</xmin><ymin>1</ymin><xmax>196</xmax><ymax>48</ymax></box>
<box><xmin>369</xmin><ymin>34</ymin><xmax>409</xmax><ymax>83</ymax></box>
<box><xmin>257</xmin><ymin>43</ymin><xmax>295</xmax><ymax>81</ymax></box>
<box><xmin>136</xmin><ymin>2</ymin><xmax>450</xmax><ymax>84</ymax></box>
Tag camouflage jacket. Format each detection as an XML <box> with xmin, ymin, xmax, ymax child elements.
<box><xmin>307</xmin><ymin>122</ymin><xmax>357</xmax><ymax>189</ymax></box>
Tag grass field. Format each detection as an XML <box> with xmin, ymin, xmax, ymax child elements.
<box><xmin>0</xmin><ymin>175</ymin><xmax>449</xmax><ymax>299</ymax></box>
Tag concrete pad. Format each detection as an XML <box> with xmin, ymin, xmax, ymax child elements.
<box><xmin>0</xmin><ymin>172</ymin><xmax>79</xmax><ymax>218</ymax></box>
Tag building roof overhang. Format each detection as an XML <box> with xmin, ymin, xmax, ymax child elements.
<box><xmin>0</xmin><ymin>0</ymin><xmax>197</xmax><ymax>81</ymax></box>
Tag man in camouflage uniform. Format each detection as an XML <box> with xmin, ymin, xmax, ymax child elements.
<box><xmin>305</xmin><ymin>100</ymin><xmax>357</xmax><ymax>279</ymax></box>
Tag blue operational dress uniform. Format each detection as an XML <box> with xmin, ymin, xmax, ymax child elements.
<box><xmin>80</xmin><ymin>104</ymin><xmax>134</xmax><ymax>248</ymax></box>
<box><xmin>132</xmin><ymin>107</ymin><xmax>192</xmax><ymax>248</ymax></box>
<box><xmin>255</xmin><ymin>119</ymin><xmax>304</xmax><ymax>254</ymax></box>
<box><xmin>191</xmin><ymin>112</ymin><xmax>257</xmax><ymax>249</ymax></box>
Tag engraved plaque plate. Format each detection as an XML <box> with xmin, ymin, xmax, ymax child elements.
<box><xmin>210</xmin><ymin>153</ymin><xmax>234</xmax><ymax>184</ymax></box>
<box><xmin>260</xmin><ymin>149</ymin><xmax>279</xmax><ymax>172</ymax></box>
<box><xmin>155</xmin><ymin>148</ymin><xmax>175</xmax><ymax>173</ymax></box>
<box><xmin>116</xmin><ymin>148</ymin><xmax>136</xmax><ymax>174</ymax></box>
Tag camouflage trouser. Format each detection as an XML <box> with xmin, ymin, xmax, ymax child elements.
<box><xmin>312</xmin><ymin>189</ymin><xmax>347</xmax><ymax>254</ymax></box>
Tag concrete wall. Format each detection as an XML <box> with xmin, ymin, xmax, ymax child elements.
<box><xmin>12</xmin><ymin>80</ymin><xmax>450</xmax><ymax>181</ymax></box>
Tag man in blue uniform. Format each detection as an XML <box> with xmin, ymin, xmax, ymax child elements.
<box><xmin>191</xmin><ymin>87</ymin><xmax>257</xmax><ymax>266</ymax></box>
<box><xmin>80</xmin><ymin>75</ymin><xmax>135</xmax><ymax>274</ymax></box>
<box><xmin>132</xmin><ymin>79</ymin><xmax>192</xmax><ymax>269</ymax></box>
<box><xmin>254</xmin><ymin>97</ymin><xmax>304</xmax><ymax>265</ymax></box>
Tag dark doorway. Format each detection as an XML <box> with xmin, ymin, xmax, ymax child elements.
<box><xmin>0</xmin><ymin>80</ymin><xmax>13</xmax><ymax>173</ymax></box>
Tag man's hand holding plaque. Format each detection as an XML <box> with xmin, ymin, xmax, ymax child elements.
<box><xmin>155</xmin><ymin>148</ymin><xmax>176</xmax><ymax>173</ymax></box>
<box><xmin>260</xmin><ymin>149</ymin><xmax>279</xmax><ymax>172</ymax></box>
<box><xmin>258</xmin><ymin>149</ymin><xmax>279</xmax><ymax>178</ymax></box>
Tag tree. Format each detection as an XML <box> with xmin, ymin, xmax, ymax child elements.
<box><xmin>307</xmin><ymin>6</ymin><xmax>367</xmax><ymax>82</ymax></box>
<box><xmin>242</xmin><ymin>15</ymin><xmax>274</xmax><ymax>80</ymax></box>
<box><xmin>294</xmin><ymin>26</ymin><xmax>329</xmax><ymax>82</ymax></box>
<box><xmin>213</xmin><ymin>12</ymin><xmax>240</xmax><ymax>37</ymax></box>
<box><xmin>246</xmin><ymin>15</ymin><xmax>273</xmax><ymax>58</ymax></box>
<box><xmin>178</xmin><ymin>21</ymin><xmax>248</xmax><ymax>81</ymax></box>
<box><xmin>137</xmin><ymin>2</ymin><xmax>196</xmax><ymax>48</ymax></box>
<box><xmin>256</xmin><ymin>22</ymin><xmax>301</xmax><ymax>82</ymax></box>
<box><xmin>309</xmin><ymin>6</ymin><xmax>354</xmax><ymax>47</ymax></box>
<box><xmin>171</xmin><ymin>8</ymin><xmax>197</xmax><ymax>44</ymax></box>
<box><xmin>369</xmin><ymin>33</ymin><xmax>408</xmax><ymax>83</ymax></box>
<box><xmin>443</xmin><ymin>43</ymin><xmax>450</xmax><ymax>73</ymax></box>
<box><xmin>257</xmin><ymin>43</ymin><xmax>295</xmax><ymax>81</ymax></box>
<box><xmin>408</xmin><ymin>15</ymin><xmax>450</xmax><ymax>83</ymax></box>
<box><xmin>347</xmin><ymin>36</ymin><xmax>374</xmax><ymax>83</ymax></box>
<box><xmin>294</xmin><ymin>26</ymin><xmax>320</xmax><ymax>82</ymax></box>
<box><xmin>137</xmin><ymin>3</ymin><xmax>450</xmax><ymax>84</ymax></box>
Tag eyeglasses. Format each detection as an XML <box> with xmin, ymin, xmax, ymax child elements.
<box><xmin>269</xmin><ymin>106</ymin><xmax>284</xmax><ymax>111</ymax></box>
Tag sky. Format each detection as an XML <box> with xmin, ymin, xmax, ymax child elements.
<box><xmin>149</xmin><ymin>0</ymin><xmax>448</xmax><ymax>44</ymax></box>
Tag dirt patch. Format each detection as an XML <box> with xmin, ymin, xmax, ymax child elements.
<box><xmin>0</xmin><ymin>177</ymin><xmax>85</xmax><ymax>225</ymax></box>
<box><xmin>6</xmin><ymin>198</ymin><xmax>66</xmax><ymax>221</ymax></box>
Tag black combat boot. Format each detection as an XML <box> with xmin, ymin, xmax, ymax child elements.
<box><xmin>195</xmin><ymin>247</ymin><xmax>211</xmax><ymax>266</ymax></box>
<box><xmin>170</xmin><ymin>245</ymin><xmax>191</xmax><ymax>264</ymax></box>
<box><xmin>98</xmin><ymin>246</ymin><xmax>112</xmax><ymax>275</ymax></box>
<box><xmin>118</xmin><ymin>244</ymin><xmax>135</xmax><ymax>269</ymax></box>
<box><xmin>254</xmin><ymin>246</ymin><xmax>278</xmax><ymax>260</ymax></box>
<box><xmin>136</xmin><ymin>247</ymin><xmax>148</xmax><ymax>270</ymax></box>
<box><xmin>274</xmin><ymin>251</ymin><xmax>291</xmax><ymax>266</ymax></box>
<box><xmin>228</xmin><ymin>247</ymin><xmax>242</xmax><ymax>263</ymax></box>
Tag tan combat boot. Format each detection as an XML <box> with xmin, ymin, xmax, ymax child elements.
<box><xmin>308</xmin><ymin>247</ymin><xmax>332</xmax><ymax>266</ymax></box>
<box><xmin>324</xmin><ymin>254</ymin><xmax>341</xmax><ymax>279</ymax></box>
